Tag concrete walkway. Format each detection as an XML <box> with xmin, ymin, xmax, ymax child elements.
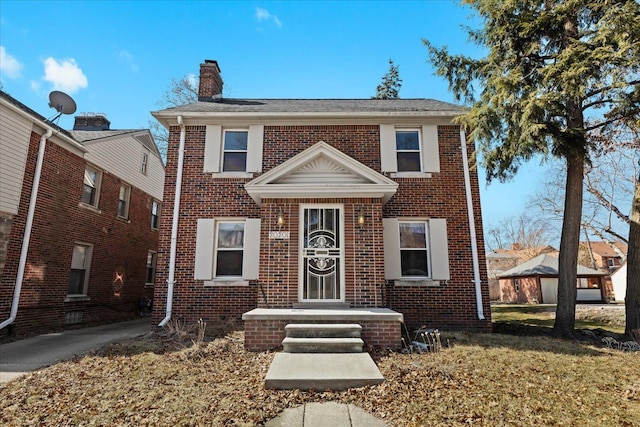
<box><xmin>0</xmin><ymin>318</ymin><xmax>151</xmax><ymax>383</ymax></box>
<box><xmin>266</xmin><ymin>402</ymin><xmax>388</xmax><ymax>427</ymax></box>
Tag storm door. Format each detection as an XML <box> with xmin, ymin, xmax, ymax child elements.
<box><xmin>300</xmin><ymin>205</ymin><xmax>344</xmax><ymax>302</ymax></box>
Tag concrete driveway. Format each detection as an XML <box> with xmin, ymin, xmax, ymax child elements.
<box><xmin>0</xmin><ymin>318</ymin><xmax>151</xmax><ymax>384</ymax></box>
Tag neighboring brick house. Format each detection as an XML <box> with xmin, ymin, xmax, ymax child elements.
<box><xmin>0</xmin><ymin>91</ymin><xmax>164</xmax><ymax>338</ymax></box>
<box><xmin>151</xmin><ymin>60</ymin><xmax>491</xmax><ymax>351</ymax></box>
<box><xmin>578</xmin><ymin>241</ymin><xmax>627</xmax><ymax>300</ymax></box>
<box><xmin>486</xmin><ymin>251</ymin><xmax>518</xmax><ymax>301</ymax></box>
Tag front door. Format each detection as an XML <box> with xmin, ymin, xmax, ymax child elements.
<box><xmin>300</xmin><ymin>205</ymin><xmax>344</xmax><ymax>302</ymax></box>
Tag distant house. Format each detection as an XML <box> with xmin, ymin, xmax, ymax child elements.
<box><xmin>150</xmin><ymin>59</ymin><xmax>491</xmax><ymax>351</ymax></box>
<box><xmin>579</xmin><ymin>240</ymin><xmax>627</xmax><ymax>300</ymax></box>
<box><xmin>486</xmin><ymin>251</ymin><xmax>518</xmax><ymax>301</ymax></box>
<box><xmin>611</xmin><ymin>262</ymin><xmax>627</xmax><ymax>303</ymax></box>
<box><xmin>498</xmin><ymin>254</ymin><xmax>607</xmax><ymax>304</ymax></box>
<box><xmin>0</xmin><ymin>91</ymin><xmax>164</xmax><ymax>337</ymax></box>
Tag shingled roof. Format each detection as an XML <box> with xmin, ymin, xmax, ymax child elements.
<box><xmin>498</xmin><ymin>254</ymin><xmax>607</xmax><ymax>278</ymax></box>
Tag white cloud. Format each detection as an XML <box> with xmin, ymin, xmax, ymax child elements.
<box><xmin>116</xmin><ymin>49</ymin><xmax>139</xmax><ymax>72</ymax></box>
<box><xmin>256</xmin><ymin>7</ymin><xmax>282</xmax><ymax>28</ymax></box>
<box><xmin>0</xmin><ymin>46</ymin><xmax>23</xmax><ymax>79</ymax></box>
<box><xmin>42</xmin><ymin>57</ymin><xmax>88</xmax><ymax>93</ymax></box>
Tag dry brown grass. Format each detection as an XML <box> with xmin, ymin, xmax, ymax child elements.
<box><xmin>1</xmin><ymin>328</ymin><xmax>639</xmax><ymax>426</ymax></box>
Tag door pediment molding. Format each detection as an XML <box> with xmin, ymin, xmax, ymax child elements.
<box><xmin>245</xmin><ymin>141</ymin><xmax>398</xmax><ymax>205</ymax></box>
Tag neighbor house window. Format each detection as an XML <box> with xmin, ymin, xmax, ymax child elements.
<box><xmin>151</xmin><ymin>200</ymin><xmax>160</xmax><ymax>230</ymax></box>
<box><xmin>146</xmin><ymin>251</ymin><xmax>157</xmax><ymax>286</ymax></box>
<box><xmin>514</xmin><ymin>278</ymin><xmax>520</xmax><ymax>292</ymax></box>
<box><xmin>68</xmin><ymin>243</ymin><xmax>93</xmax><ymax>295</ymax></box>
<box><xmin>117</xmin><ymin>184</ymin><xmax>131</xmax><ymax>218</ymax></box>
<box><xmin>395</xmin><ymin>129</ymin><xmax>422</xmax><ymax>172</ymax></box>
<box><xmin>222</xmin><ymin>130</ymin><xmax>248</xmax><ymax>172</ymax></box>
<box><xmin>81</xmin><ymin>165</ymin><xmax>101</xmax><ymax>207</ymax></box>
<box><xmin>214</xmin><ymin>222</ymin><xmax>245</xmax><ymax>277</ymax></box>
<box><xmin>141</xmin><ymin>152</ymin><xmax>149</xmax><ymax>175</ymax></box>
<box><xmin>399</xmin><ymin>221</ymin><xmax>430</xmax><ymax>278</ymax></box>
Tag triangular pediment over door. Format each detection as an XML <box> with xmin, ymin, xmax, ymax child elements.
<box><xmin>244</xmin><ymin>141</ymin><xmax>398</xmax><ymax>205</ymax></box>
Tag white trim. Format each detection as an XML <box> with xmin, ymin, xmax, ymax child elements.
<box><xmin>299</xmin><ymin>204</ymin><xmax>345</xmax><ymax>303</ymax></box>
<box><xmin>245</xmin><ymin>141</ymin><xmax>398</xmax><ymax>205</ymax></box>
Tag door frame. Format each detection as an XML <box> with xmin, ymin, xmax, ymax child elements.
<box><xmin>298</xmin><ymin>203</ymin><xmax>345</xmax><ymax>303</ymax></box>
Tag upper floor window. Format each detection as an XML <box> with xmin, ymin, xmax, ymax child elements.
<box><xmin>395</xmin><ymin>130</ymin><xmax>422</xmax><ymax>172</ymax></box>
<box><xmin>379</xmin><ymin>124</ymin><xmax>441</xmax><ymax>175</ymax></box>
<box><xmin>151</xmin><ymin>200</ymin><xmax>160</xmax><ymax>230</ymax></box>
<box><xmin>68</xmin><ymin>243</ymin><xmax>93</xmax><ymax>295</ymax></box>
<box><xmin>141</xmin><ymin>152</ymin><xmax>149</xmax><ymax>175</ymax></box>
<box><xmin>222</xmin><ymin>130</ymin><xmax>248</xmax><ymax>172</ymax></box>
<box><xmin>117</xmin><ymin>184</ymin><xmax>131</xmax><ymax>219</ymax></box>
<box><xmin>203</xmin><ymin>124</ymin><xmax>264</xmax><ymax>175</ymax></box>
<box><xmin>81</xmin><ymin>165</ymin><xmax>102</xmax><ymax>207</ymax></box>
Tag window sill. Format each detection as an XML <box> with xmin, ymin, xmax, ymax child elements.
<box><xmin>78</xmin><ymin>202</ymin><xmax>101</xmax><ymax>213</ymax></box>
<box><xmin>116</xmin><ymin>216</ymin><xmax>131</xmax><ymax>224</ymax></box>
<box><xmin>64</xmin><ymin>295</ymin><xmax>91</xmax><ymax>302</ymax></box>
<box><xmin>209</xmin><ymin>172</ymin><xmax>254</xmax><ymax>179</ymax></box>
<box><xmin>204</xmin><ymin>279</ymin><xmax>249</xmax><ymax>287</ymax></box>
<box><xmin>391</xmin><ymin>172</ymin><xmax>433</xmax><ymax>179</ymax></box>
<box><xmin>144</xmin><ymin>283</ymin><xmax>155</xmax><ymax>288</ymax></box>
<box><xmin>394</xmin><ymin>279</ymin><xmax>441</xmax><ymax>287</ymax></box>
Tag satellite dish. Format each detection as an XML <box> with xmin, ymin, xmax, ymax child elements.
<box><xmin>48</xmin><ymin>91</ymin><xmax>77</xmax><ymax>122</ymax></box>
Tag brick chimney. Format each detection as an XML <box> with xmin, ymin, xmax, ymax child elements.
<box><xmin>73</xmin><ymin>113</ymin><xmax>111</xmax><ymax>130</ymax></box>
<box><xmin>198</xmin><ymin>60</ymin><xmax>223</xmax><ymax>101</ymax></box>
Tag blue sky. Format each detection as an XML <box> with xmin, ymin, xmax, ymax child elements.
<box><xmin>1</xmin><ymin>0</ymin><xmax>553</xmax><ymax>240</ymax></box>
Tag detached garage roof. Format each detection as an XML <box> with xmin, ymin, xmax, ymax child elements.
<box><xmin>498</xmin><ymin>254</ymin><xmax>607</xmax><ymax>278</ymax></box>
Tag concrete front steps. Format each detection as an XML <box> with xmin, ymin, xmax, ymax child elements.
<box><xmin>265</xmin><ymin>323</ymin><xmax>385</xmax><ymax>391</ymax></box>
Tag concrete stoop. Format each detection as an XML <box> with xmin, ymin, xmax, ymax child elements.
<box><xmin>264</xmin><ymin>323</ymin><xmax>385</xmax><ymax>390</ymax></box>
<box><xmin>265</xmin><ymin>353</ymin><xmax>385</xmax><ymax>390</ymax></box>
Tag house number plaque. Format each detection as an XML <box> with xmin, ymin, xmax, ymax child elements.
<box><xmin>269</xmin><ymin>231</ymin><xmax>290</xmax><ymax>240</ymax></box>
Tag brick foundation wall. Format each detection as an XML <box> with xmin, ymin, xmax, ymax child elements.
<box><xmin>0</xmin><ymin>131</ymin><xmax>158</xmax><ymax>338</ymax></box>
<box><xmin>244</xmin><ymin>318</ymin><xmax>401</xmax><ymax>351</ymax></box>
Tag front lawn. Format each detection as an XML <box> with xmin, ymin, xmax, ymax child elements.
<box><xmin>1</xmin><ymin>327</ymin><xmax>638</xmax><ymax>426</ymax></box>
<box><xmin>491</xmin><ymin>304</ymin><xmax>626</xmax><ymax>334</ymax></box>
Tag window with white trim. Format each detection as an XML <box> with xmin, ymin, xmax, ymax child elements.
<box><xmin>141</xmin><ymin>152</ymin><xmax>149</xmax><ymax>175</ymax></box>
<box><xmin>68</xmin><ymin>243</ymin><xmax>93</xmax><ymax>295</ymax></box>
<box><xmin>379</xmin><ymin>124</ymin><xmax>440</xmax><ymax>175</ymax></box>
<box><xmin>151</xmin><ymin>200</ymin><xmax>160</xmax><ymax>230</ymax></box>
<box><xmin>194</xmin><ymin>218</ymin><xmax>261</xmax><ymax>283</ymax></box>
<box><xmin>117</xmin><ymin>184</ymin><xmax>131</xmax><ymax>219</ymax></box>
<box><xmin>146</xmin><ymin>251</ymin><xmax>157</xmax><ymax>286</ymax></box>
<box><xmin>203</xmin><ymin>125</ymin><xmax>264</xmax><ymax>174</ymax></box>
<box><xmin>81</xmin><ymin>165</ymin><xmax>102</xmax><ymax>207</ymax></box>
<box><xmin>383</xmin><ymin>218</ymin><xmax>450</xmax><ymax>283</ymax></box>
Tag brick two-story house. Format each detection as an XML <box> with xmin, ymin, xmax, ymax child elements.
<box><xmin>0</xmin><ymin>91</ymin><xmax>164</xmax><ymax>337</ymax></box>
<box><xmin>151</xmin><ymin>60</ymin><xmax>491</xmax><ymax>350</ymax></box>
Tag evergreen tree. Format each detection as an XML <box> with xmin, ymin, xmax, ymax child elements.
<box><xmin>425</xmin><ymin>0</ymin><xmax>640</xmax><ymax>338</ymax></box>
<box><xmin>373</xmin><ymin>59</ymin><xmax>402</xmax><ymax>99</ymax></box>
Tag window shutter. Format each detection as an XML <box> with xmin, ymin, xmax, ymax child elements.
<box><xmin>422</xmin><ymin>125</ymin><xmax>440</xmax><ymax>173</ymax></box>
<box><xmin>194</xmin><ymin>219</ymin><xmax>215</xmax><ymax>280</ymax></box>
<box><xmin>246</xmin><ymin>125</ymin><xmax>264</xmax><ymax>173</ymax></box>
<box><xmin>203</xmin><ymin>125</ymin><xmax>222</xmax><ymax>173</ymax></box>
<box><xmin>242</xmin><ymin>219</ymin><xmax>261</xmax><ymax>279</ymax></box>
<box><xmin>429</xmin><ymin>218</ymin><xmax>450</xmax><ymax>280</ymax></box>
<box><xmin>382</xmin><ymin>218</ymin><xmax>401</xmax><ymax>279</ymax></box>
<box><xmin>379</xmin><ymin>124</ymin><xmax>398</xmax><ymax>172</ymax></box>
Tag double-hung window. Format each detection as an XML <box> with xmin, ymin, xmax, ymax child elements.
<box><xmin>151</xmin><ymin>201</ymin><xmax>160</xmax><ymax>230</ymax></box>
<box><xmin>141</xmin><ymin>152</ymin><xmax>149</xmax><ymax>175</ymax></box>
<box><xmin>379</xmin><ymin>124</ymin><xmax>440</xmax><ymax>175</ymax></box>
<box><xmin>81</xmin><ymin>165</ymin><xmax>101</xmax><ymax>207</ymax></box>
<box><xmin>117</xmin><ymin>184</ymin><xmax>131</xmax><ymax>218</ymax></box>
<box><xmin>68</xmin><ymin>243</ymin><xmax>93</xmax><ymax>295</ymax></box>
<box><xmin>203</xmin><ymin>125</ymin><xmax>264</xmax><ymax>174</ymax></box>
<box><xmin>383</xmin><ymin>218</ymin><xmax>450</xmax><ymax>283</ymax></box>
<box><xmin>222</xmin><ymin>131</ymin><xmax>248</xmax><ymax>172</ymax></box>
<box><xmin>194</xmin><ymin>218</ymin><xmax>261</xmax><ymax>284</ymax></box>
<box><xmin>146</xmin><ymin>251</ymin><xmax>157</xmax><ymax>286</ymax></box>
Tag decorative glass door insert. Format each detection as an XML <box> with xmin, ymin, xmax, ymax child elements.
<box><xmin>301</xmin><ymin>206</ymin><xmax>343</xmax><ymax>301</ymax></box>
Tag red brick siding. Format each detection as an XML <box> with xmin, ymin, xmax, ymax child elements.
<box><xmin>499</xmin><ymin>277</ymin><xmax>541</xmax><ymax>304</ymax></box>
<box><xmin>152</xmin><ymin>124</ymin><xmax>491</xmax><ymax>333</ymax></box>
<box><xmin>0</xmin><ymin>131</ymin><xmax>158</xmax><ymax>338</ymax></box>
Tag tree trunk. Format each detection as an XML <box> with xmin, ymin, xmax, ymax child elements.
<box><xmin>554</xmin><ymin>152</ymin><xmax>585</xmax><ymax>339</ymax></box>
<box><xmin>626</xmin><ymin>174</ymin><xmax>640</xmax><ymax>335</ymax></box>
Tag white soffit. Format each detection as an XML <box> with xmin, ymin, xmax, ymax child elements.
<box><xmin>245</xmin><ymin>141</ymin><xmax>398</xmax><ymax>205</ymax></box>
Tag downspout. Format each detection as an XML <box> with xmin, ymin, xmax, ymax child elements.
<box><xmin>460</xmin><ymin>129</ymin><xmax>485</xmax><ymax>320</ymax></box>
<box><xmin>159</xmin><ymin>116</ymin><xmax>186</xmax><ymax>327</ymax></box>
<box><xmin>1</xmin><ymin>129</ymin><xmax>53</xmax><ymax>330</ymax></box>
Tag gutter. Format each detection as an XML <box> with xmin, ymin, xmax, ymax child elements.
<box><xmin>460</xmin><ymin>129</ymin><xmax>486</xmax><ymax>321</ymax></box>
<box><xmin>159</xmin><ymin>115</ymin><xmax>186</xmax><ymax>327</ymax></box>
<box><xmin>0</xmin><ymin>129</ymin><xmax>53</xmax><ymax>329</ymax></box>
